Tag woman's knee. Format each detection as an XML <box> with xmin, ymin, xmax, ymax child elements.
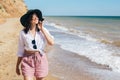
<box><xmin>36</xmin><ymin>77</ymin><xmax>44</xmax><ymax>80</ymax></box>
<box><xmin>24</xmin><ymin>76</ymin><xmax>34</xmax><ymax>80</ymax></box>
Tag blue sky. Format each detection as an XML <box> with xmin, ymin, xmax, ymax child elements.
<box><xmin>24</xmin><ymin>0</ymin><xmax>120</xmax><ymax>16</ymax></box>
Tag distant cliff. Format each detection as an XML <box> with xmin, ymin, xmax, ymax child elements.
<box><xmin>0</xmin><ymin>0</ymin><xmax>27</xmax><ymax>23</ymax></box>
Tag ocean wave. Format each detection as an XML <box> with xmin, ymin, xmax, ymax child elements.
<box><xmin>98</xmin><ymin>39</ymin><xmax>120</xmax><ymax>47</ymax></box>
<box><xmin>45</xmin><ymin>21</ymin><xmax>120</xmax><ymax>48</ymax></box>
<box><xmin>112</xmin><ymin>41</ymin><xmax>120</xmax><ymax>47</ymax></box>
<box><xmin>45</xmin><ymin>22</ymin><xmax>99</xmax><ymax>42</ymax></box>
<box><xmin>45</xmin><ymin>19</ymin><xmax>120</xmax><ymax>73</ymax></box>
<box><xmin>45</xmin><ymin>22</ymin><xmax>68</xmax><ymax>31</ymax></box>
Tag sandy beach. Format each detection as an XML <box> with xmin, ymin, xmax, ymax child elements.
<box><xmin>0</xmin><ymin>18</ymin><xmax>58</xmax><ymax>80</ymax></box>
<box><xmin>1</xmin><ymin>18</ymin><xmax>120</xmax><ymax>80</ymax></box>
<box><xmin>0</xmin><ymin>18</ymin><xmax>95</xmax><ymax>80</ymax></box>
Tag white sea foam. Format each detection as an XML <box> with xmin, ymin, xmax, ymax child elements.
<box><xmin>45</xmin><ymin>22</ymin><xmax>68</xmax><ymax>31</ymax></box>
<box><xmin>45</xmin><ymin>22</ymin><xmax>120</xmax><ymax>73</ymax></box>
<box><xmin>45</xmin><ymin>22</ymin><xmax>99</xmax><ymax>42</ymax></box>
<box><xmin>56</xmin><ymin>36</ymin><xmax>120</xmax><ymax>73</ymax></box>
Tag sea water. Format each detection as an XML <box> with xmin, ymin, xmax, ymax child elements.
<box><xmin>44</xmin><ymin>16</ymin><xmax>120</xmax><ymax>73</ymax></box>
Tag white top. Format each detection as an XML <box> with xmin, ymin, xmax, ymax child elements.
<box><xmin>17</xmin><ymin>28</ymin><xmax>54</xmax><ymax>57</ymax></box>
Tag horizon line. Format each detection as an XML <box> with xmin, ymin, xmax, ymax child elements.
<box><xmin>44</xmin><ymin>15</ymin><xmax>120</xmax><ymax>17</ymax></box>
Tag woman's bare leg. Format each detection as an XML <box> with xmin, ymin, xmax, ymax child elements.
<box><xmin>36</xmin><ymin>77</ymin><xmax>44</xmax><ymax>80</ymax></box>
<box><xmin>24</xmin><ymin>76</ymin><xmax>34</xmax><ymax>80</ymax></box>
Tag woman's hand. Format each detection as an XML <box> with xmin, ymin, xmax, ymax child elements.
<box><xmin>38</xmin><ymin>21</ymin><xmax>43</xmax><ymax>30</ymax></box>
<box><xmin>38</xmin><ymin>21</ymin><xmax>54</xmax><ymax>45</ymax></box>
<box><xmin>16</xmin><ymin>66</ymin><xmax>21</xmax><ymax>75</ymax></box>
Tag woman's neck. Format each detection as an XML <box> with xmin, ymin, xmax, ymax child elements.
<box><xmin>30</xmin><ymin>24</ymin><xmax>36</xmax><ymax>31</ymax></box>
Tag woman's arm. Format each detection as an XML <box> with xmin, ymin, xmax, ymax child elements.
<box><xmin>41</xmin><ymin>28</ymin><xmax>54</xmax><ymax>45</ymax></box>
<box><xmin>16</xmin><ymin>57</ymin><xmax>22</xmax><ymax>75</ymax></box>
<box><xmin>38</xmin><ymin>22</ymin><xmax>54</xmax><ymax>45</ymax></box>
<box><xmin>16</xmin><ymin>31</ymin><xmax>24</xmax><ymax>75</ymax></box>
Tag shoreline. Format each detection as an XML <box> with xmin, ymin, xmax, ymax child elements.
<box><xmin>0</xmin><ymin>18</ymin><xmax>120</xmax><ymax>80</ymax></box>
<box><xmin>48</xmin><ymin>44</ymin><xmax>107</xmax><ymax>80</ymax></box>
<box><xmin>48</xmin><ymin>44</ymin><xmax>120</xmax><ymax>80</ymax></box>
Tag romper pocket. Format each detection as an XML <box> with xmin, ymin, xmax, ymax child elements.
<box><xmin>21</xmin><ymin>55</ymin><xmax>34</xmax><ymax>68</ymax></box>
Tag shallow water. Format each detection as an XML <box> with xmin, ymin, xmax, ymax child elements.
<box><xmin>44</xmin><ymin>16</ymin><xmax>120</xmax><ymax>72</ymax></box>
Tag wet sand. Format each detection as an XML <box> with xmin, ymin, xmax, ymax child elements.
<box><xmin>48</xmin><ymin>44</ymin><xmax>120</xmax><ymax>80</ymax></box>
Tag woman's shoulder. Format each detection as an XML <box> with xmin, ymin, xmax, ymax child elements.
<box><xmin>19</xmin><ymin>29</ymin><xmax>25</xmax><ymax>36</ymax></box>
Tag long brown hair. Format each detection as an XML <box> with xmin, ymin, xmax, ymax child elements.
<box><xmin>23</xmin><ymin>12</ymin><xmax>40</xmax><ymax>34</ymax></box>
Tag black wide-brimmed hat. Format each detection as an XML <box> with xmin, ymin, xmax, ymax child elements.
<box><xmin>20</xmin><ymin>9</ymin><xmax>44</xmax><ymax>27</ymax></box>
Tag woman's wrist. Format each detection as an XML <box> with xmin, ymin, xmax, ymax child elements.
<box><xmin>16</xmin><ymin>64</ymin><xmax>20</xmax><ymax>68</ymax></box>
<box><xmin>41</xmin><ymin>27</ymin><xmax>44</xmax><ymax>32</ymax></box>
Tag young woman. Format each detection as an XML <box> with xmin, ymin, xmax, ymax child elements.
<box><xmin>16</xmin><ymin>9</ymin><xmax>54</xmax><ymax>80</ymax></box>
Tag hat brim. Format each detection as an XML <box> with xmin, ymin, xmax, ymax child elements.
<box><xmin>20</xmin><ymin>13</ymin><xmax>28</xmax><ymax>27</ymax></box>
<box><xmin>20</xmin><ymin>9</ymin><xmax>44</xmax><ymax>27</ymax></box>
<box><xmin>34</xmin><ymin>9</ymin><xmax>44</xmax><ymax>21</ymax></box>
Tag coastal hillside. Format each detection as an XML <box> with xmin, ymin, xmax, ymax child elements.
<box><xmin>0</xmin><ymin>0</ymin><xmax>27</xmax><ymax>23</ymax></box>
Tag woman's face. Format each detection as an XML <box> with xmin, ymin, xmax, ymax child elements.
<box><xmin>30</xmin><ymin>13</ymin><xmax>39</xmax><ymax>25</ymax></box>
